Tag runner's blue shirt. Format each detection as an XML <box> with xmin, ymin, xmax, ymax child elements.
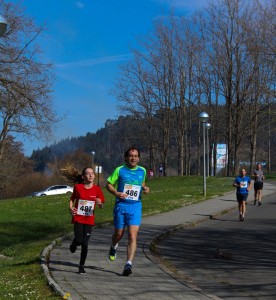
<box><xmin>234</xmin><ymin>176</ymin><xmax>251</xmax><ymax>194</ymax></box>
<box><xmin>107</xmin><ymin>165</ymin><xmax>146</xmax><ymax>203</ymax></box>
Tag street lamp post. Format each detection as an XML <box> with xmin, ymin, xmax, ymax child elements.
<box><xmin>91</xmin><ymin>151</ymin><xmax>95</xmax><ymax>167</ymax></box>
<box><xmin>0</xmin><ymin>15</ymin><xmax>7</xmax><ymax>37</ymax></box>
<box><xmin>0</xmin><ymin>17</ymin><xmax>6</xmax><ymax>200</ymax></box>
<box><xmin>97</xmin><ymin>166</ymin><xmax>100</xmax><ymax>186</ymax></box>
<box><xmin>205</xmin><ymin>122</ymin><xmax>212</xmax><ymax>178</ymax></box>
<box><xmin>96</xmin><ymin>165</ymin><xmax>102</xmax><ymax>186</ymax></box>
<box><xmin>198</xmin><ymin>112</ymin><xmax>209</xmax><ymax>196</ymax></box>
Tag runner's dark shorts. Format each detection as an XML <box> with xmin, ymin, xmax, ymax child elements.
<box><xmin>254</xmin><ymin>182</ymin><xmax>263</xmax><ymax>191</ymax></box>
<box><xmin>236</xmin><ymin>193</ymin><xmax>248</xmax><ymax>202</ymax></box>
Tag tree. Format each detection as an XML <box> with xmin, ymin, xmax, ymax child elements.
<box><xmin>201</xmin><ymin>0</ymin><xmax>275</xmax><ymax>175</ymax></box>
<box><xmin>26</xmin><ymin>0</ymin><xmax>275</xmax><ymax>181</ymax></box>
<box><xmin>0</xmin><ymin>0</ymin><xmax>58</xmax><ymax>161</ymax></box>
<box><xmin>0</xmin><ymin>136</ymin><xmax>34</xmax><ymax>198</ymax></box>
<box><xmin>112</xmin><ymin>1</ymin><xmax>276</xmax><ymax>176</ymax></box>
<box><xmin>114</xmin><ymin>15</ymin><xmax>202</xmax><ymax>176</ymax></box>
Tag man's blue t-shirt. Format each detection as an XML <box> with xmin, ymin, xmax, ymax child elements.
<box><xmin>107</xmin><ymin>165</ymin><xmax>146</xmax><ymax>203</ymax></box>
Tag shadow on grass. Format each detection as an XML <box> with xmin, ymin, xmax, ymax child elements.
<box><xmin>0</xmin><ymin>220</ymin><xmax>69</xmax><ymax>249</ymax></box>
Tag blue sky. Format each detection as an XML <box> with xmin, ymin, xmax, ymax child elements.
<box><xmin>10</xmin><ymin>0</ymin><xmax>206</xmax><ymax>155</ymax></box>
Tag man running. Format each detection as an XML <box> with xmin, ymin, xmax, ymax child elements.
<box><xmin>252</xmin><ymin>163</ymin><xmax>265</xmax><ymax>206</ymax></box>
<box><xmin>106</xmin><ymin>146</ymin><xmax>150</xmax><ymax>276</ymax></box>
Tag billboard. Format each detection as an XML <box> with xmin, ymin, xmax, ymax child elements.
<box><xmin>212</xmin><ymin>143</ymin><xmax>227</xmax><ymax>174</ymax></box>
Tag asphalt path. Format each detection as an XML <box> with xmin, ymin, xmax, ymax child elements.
<box><xmin>46</xmin><ymin>181</ymin><xmax>276</xmax><ymax>300</ymax></box>
<box><xmin>156</xmin><ymin>191</ymin><xmax>276</xmax><ymax>299</ymax></box>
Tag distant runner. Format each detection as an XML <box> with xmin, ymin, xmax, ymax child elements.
<box><xmin>252</xmin><ymin>163</ymin><xmax>265</xmax><ymax>206</ymax></box>
<box><xmin>69</xmin><ymin>167</ymin><xmax>105</xmax><ymax>274</ymax></box>
<box><xmin>159</xmin><ymin>165</ymin><xmax>163</xmax><ymax>176</ymax></box>
<box><xmin>106</xmin><ymin>146</ymin><xmax>150</xmax><ymax>276</ymax></box>
<box><xmin>233</xmin><ymin>168</ymin><xmax>251</xmax><ymax>221</ymax></box>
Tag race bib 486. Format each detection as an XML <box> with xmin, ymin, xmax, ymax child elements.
<box><xmin>123</xmin><ymin>184</ymin><xmax>141</xmax><ymax>201</ymax></box>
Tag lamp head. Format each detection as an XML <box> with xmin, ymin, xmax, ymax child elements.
<box><xmin>198</xmin><ymin>111</ymin><xmax>209</xmax><ymax>123</ymax></box>
<box><xmin>0</xmin><ymin>15</ymin><xmax>7</xmax><ymax>37</ymax></box>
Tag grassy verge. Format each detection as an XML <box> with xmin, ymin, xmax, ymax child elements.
<box><xmin>266</xmin><ymin>172</ymin><xmax>276</xmax><ymax>180</ymax></box>
<box><xmin>0</xmin><ymin>175</ymin><xmax>256</xmax><ymax>299</ymax></box>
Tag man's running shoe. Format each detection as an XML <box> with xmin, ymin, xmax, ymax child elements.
<box><xmin>254</xmin><ymin>199</ymin><xmax>257</xmax><ymax>205</ymax></box>
<box><xmin>241</xmin><ymin>216</ymin><xmax>245</xmax><ymax>221</ymax></box>
<box><xmin>122</xmin><ymin>263</ymin><xmax>132</xmax><ymax>276</ymax></box>
<box><xmin>70</xmin><ymin>243</ymin><xmax>77</xmax><ymax>253</ymax></box>
<box><xmin>109</xmin><ymin>246</ymin><xmax>117</xmax><ymax>261</ymax></box>
<box><xmin>258</xmin><ymin>201</ymin><xmax>262</xmax><ymax>206</ymax></box>
<box><xmin>78</xmin><ymin>266</ymin><xmax>86</xmax><ymax>274</ymax></box>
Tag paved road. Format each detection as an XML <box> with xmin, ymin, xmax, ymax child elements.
<box><xmin>46</xmin><ymin>181</ymin><xmax>276</xmax><ymax>300</ymax></box>
<box><xmin>156</xmin><ymin>188</ymin><xmax>276</xmax><ymax>300</ymax></box>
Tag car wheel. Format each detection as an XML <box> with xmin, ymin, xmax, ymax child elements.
<box><xmin>41</xmin><ymin>194</ymin><xmax>46</xmax><ymax>196</ymax></box>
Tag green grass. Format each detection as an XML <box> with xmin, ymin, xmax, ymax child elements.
<box><xmin>142</xmin><ymin>175</ymin><xmax>234</xmax><ymax>215</ymax></box>
<box><xmin>266</xmin><ymin>172</ymin><xmax>276</xmax><ymax>180</ymax></box>
<box><xmin>0</xmin><ymin>175</ymin><xmax>252</xmax><ymax>299</ymax></box>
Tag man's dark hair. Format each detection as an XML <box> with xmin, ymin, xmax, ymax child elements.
<box><xmin>124</xmin><ymin>146</ymin><xmax>140</xmax><ymax>159</ymax></box>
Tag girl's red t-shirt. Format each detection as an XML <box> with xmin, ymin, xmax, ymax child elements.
<box><xmin>70</xmin><ymin>183</ymin><xmax>105</xmax><ymax>225</ymax></box>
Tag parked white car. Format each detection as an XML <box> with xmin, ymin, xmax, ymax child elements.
<box><xmin>34</xmin><ymin>185</ymin><xmax>73</xmax><ymax>196</ymax></box>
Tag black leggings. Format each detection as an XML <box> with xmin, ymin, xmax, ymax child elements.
<box><xmin>72</xmin><ymin>223</ymin><xmax>93</xmax><ymax>266</ymax></box>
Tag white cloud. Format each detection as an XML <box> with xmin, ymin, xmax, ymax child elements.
<box><xmin>56</xmin><ymin>53</ymin><xmax>133</xmax><ymax>69</ymax></box>
<box><xmin>75</xmin><ymin>1</ymin><xmax>85</xmax><ymax>9</ymax></box>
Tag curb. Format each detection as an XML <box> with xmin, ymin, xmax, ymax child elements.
<box><xmin>142</xmin><ymin>186</ymin><xmax>276</xmax><ymax>299</ymax></box>
<box><xmin>41</xmin><ymin>207</ymin><xmax>236</xmax><ymax>300</ymax></box>
<box><xmin>40</xmin><ymin>235</ymin><xmax>73</xmax><ymax>300</ymax></box>
<box><xmin>40</xmin><ymin>223</ymin><xmax>113</xmax><ymax>299</ymax></box>
<box><xmin>41</xmin><ymin>183</ymin><xmax>276</xmax><ymax>299</ymax></box>
<box><xmin>143</xmin><ymin>207</ymin><xmax>237</xmax><ymax>300</ymax></box>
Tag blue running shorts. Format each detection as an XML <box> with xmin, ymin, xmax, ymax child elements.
<box><xmin>113</xmin><ymin>201</ymin><xmax>142</xmax><ymax>229</ymax></box>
